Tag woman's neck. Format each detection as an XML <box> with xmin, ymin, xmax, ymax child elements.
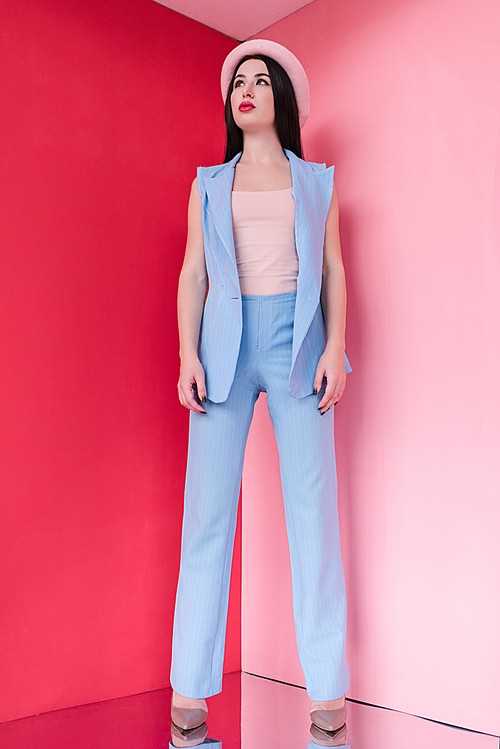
<box><xmin>239</xmin><ymin>129</ymin><xmax>288</xmax><ymax>165</ymax></box>
<box><xmin>233</xmin><ymin>129</ymin><xmax>292</xmax><ymax>191</ymax></box>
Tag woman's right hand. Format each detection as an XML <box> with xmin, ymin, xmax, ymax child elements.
<box><xmin>177</xmin><ymin>356</ymin><xmax>207</xmax><ymax>413</ymax></box>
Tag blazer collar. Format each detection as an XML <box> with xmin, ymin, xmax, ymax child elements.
<box><xmin>211</xmin><ymin>147</ymin><xmax>303</xmax><ymax>185</ymax></box>
<box><xmin>203</xmin><ymin>152</ymin><xmax>240</xmax><ymax>268</ymax></box>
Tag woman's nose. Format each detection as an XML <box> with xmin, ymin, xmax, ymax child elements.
<box><xmin>242</xmin><ymin>84</ymin><xmax>253</xmax><ymax>97</ymax></box>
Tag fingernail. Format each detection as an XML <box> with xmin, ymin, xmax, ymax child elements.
<box><xmin>201</xmin><ymin>396</ymin><xmax>207</xmax><ymax>403</ymax></box>
<box><xmin>313</xmin><ymin>388</ymin><xmax>317</xmax><ymax>395</ymax></box>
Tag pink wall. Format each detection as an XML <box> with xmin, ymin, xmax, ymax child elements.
<box><xmin>242</xmin><ymin>0</ymin><xmax>500</xmax><ymax>735</ymax></box>
<box><xmin>0</xmin><ymin>0</ymin><xmax>238</xmax><ymax>723</ymax></box>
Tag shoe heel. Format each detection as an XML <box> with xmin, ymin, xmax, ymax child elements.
<box><xmin>171</xmin><ymin>720</ymin><xmax>208</xmax><ymax>747</ymax></box>
<box><xmin>310</xmin><ymin>721</ymin><xmax>347</xmax><ymax>746</ymax></box>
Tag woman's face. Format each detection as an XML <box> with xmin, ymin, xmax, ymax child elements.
<box><xmin>230</xmin><ymin>58</ymin><xmax>275</xmax><ymax>132</ymax></box>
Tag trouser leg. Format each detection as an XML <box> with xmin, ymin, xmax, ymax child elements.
<box><xmin>266</xmin><ymin>388</ymin><xmax>350</xmax><ymax>700</ymax></box>
<box><xmin>170</xmin><ymin>364</ymin><xmax>258</xmax><ymax>698</ymax></box>
<box><xmin>255</xmin><ymin>294</ymin><xmax>349</xmax><ymax>701</ymax></box>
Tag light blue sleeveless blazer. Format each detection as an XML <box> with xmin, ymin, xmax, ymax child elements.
<box><xmin>196</xmin><ymin>148</ymin><xmax>352</xmax><ymax>403</ymax></box>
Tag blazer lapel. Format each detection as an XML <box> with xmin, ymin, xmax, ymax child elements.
<box><xmin>204</xmin><ymin>152</ymin><xmax>242</xmax><ymax>270</ymax></box>
<box><xmin>286</xmin><ymin>149</ymin><xmax>324</xmax><ymax>366</ymax></box>
<box><xmin>287</xmin><ymin>149</ymin><xmax>316</xmax><ymax>295</ymax></box>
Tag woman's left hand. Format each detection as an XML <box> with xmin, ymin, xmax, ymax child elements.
<box><xmin>313</xmin><ymin>348</ymin><xmax>346</xmax><ymax>414</ymax></box>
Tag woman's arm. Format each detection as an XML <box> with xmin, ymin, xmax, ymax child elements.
<box><xmin>177</xmin><ymin>177</ymin><xmax>209</xmax><ymax>413</ymax></box>
<box><xmin>314</xmin><ymin>181</ymin><xmax>348</xmax><ymax>414</ymax></box>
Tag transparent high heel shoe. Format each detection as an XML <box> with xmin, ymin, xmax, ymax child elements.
<box><xmin>171</xmin><ymin>692</ymin><xmax>209</xmax><ymax>747</ymax></box>
<box><xmin>310</xmin><ymin>700</ymin><xmax>347</xmax><ymax>746</ymax></box>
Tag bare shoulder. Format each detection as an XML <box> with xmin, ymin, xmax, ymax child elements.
<box><xmin>186</xmin><ymin>175</ymin><xmax>203</xmax><ymax>240</ymax></box>
<box><xmin>326</xmin><ymin>180</ymin><xmax>339</xmax><ymax>223</ymax></box>
<box><xmin>188</xmin><ymin>176</ymin><xmax>201</xmax><ymax>209</ymax></box>
<box><xmin>190</xmin><ymin>176</ymin><xmax>199</xmax><ymax>195</ymax></box>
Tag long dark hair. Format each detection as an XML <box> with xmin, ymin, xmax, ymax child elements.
<box><xmin>223</xmin><ymin>54</ymin><xmax>303</xmax><ymax>163</ymax></box>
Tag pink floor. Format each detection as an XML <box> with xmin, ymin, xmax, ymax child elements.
<box><xmin>0</xmin><ymin>671</ymin><xmax>497</xmax><ymax>749</ymax></box>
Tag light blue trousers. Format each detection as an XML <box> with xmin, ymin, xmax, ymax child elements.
<box><xmin>170</xmin><ymin>293</ymin><xmax>350</xmax><ymax>701</ymax></box>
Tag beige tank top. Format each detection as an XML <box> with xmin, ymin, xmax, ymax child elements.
<box><xmin>231</xmin><ymin>188</ymin><xmax>298</xmax><ymax>295</ymax></box>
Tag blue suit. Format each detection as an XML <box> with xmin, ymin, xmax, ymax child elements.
<box><xmin>196</xmin><ymin>148</ymin><xmax>351</xmax><ymax>402</ymax></box>
<box><xmin>170</xmin><ymin>150</ymin><xmax>351</xmax><ymax>702</ymax></box>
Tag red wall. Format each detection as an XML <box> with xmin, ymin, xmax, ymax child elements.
<box><xmin>0</xmin><ymin>0</ymin><xmax>238</xmax><ymax>722</ymax></box>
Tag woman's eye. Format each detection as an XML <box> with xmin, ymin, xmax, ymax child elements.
<box><xmin>256</xmin><ymin>78</ymin><xmax>269</xmax><ymax>85</ymax></box>
<box><xmin>234</xmin><ymin>80</ymin><xmax>243</xmax><ymax>88</ymax></box>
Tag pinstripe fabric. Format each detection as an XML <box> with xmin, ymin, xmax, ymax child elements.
<box><xmin>197</xmin><ymin>149</ymin><xmax>352</xmax><ymax>403</ymax></box>
<box><xmin>170</xmin><ymin>294</ymin><xmax>350</xmax><ymax>701</ymax></box>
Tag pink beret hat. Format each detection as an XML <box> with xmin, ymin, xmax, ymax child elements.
<box><xmin>220</xmin><ymin>39</ymin><xmax>310</xmax><ymax>128</ymax></box>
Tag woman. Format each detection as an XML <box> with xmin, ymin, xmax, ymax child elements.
<box><xmin>170</xmin><ymin>39</ymin><xmax>352</xmax><ymax>747</ymax></box>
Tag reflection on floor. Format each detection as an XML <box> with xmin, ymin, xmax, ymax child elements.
<box><xmin>241</xmin><ymin>673</ymin><xmax>498</xmax><ymax>748</ymax></box>
<box><xmin>0</xmin><ymin>671</ymin><xmax>497</xmax><ymax>749</ymax></box>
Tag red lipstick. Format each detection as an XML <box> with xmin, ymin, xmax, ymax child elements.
<box><xmin>239</xmin><ymin>102</ymin><xmax>255</xmax><ymax>111</ymax></box>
